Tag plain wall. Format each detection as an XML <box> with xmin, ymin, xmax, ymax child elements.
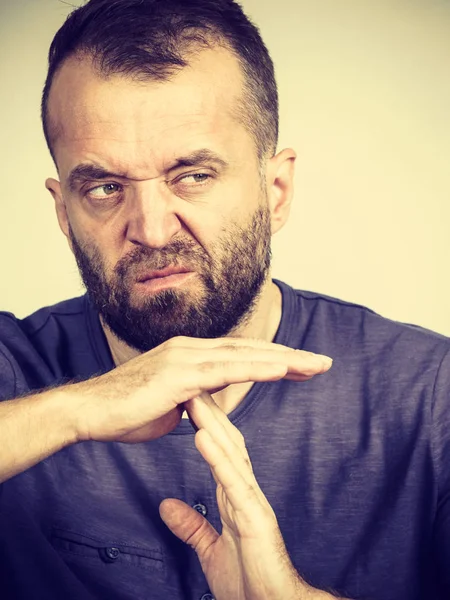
<box><xmin>0</xmin><ymin>0</ymin><xmax>449</xmax><ymax>334</ymax></box>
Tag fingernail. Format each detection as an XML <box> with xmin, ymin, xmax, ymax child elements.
<box><xmin>318</xmin><ymin>355</ymin><xmax>333</xmax><ymax>368</ymax></box>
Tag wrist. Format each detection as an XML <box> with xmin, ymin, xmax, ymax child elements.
<box><xmin>295</xmin><ymin>578</ymin><xmax>347</xmax><ymax>600</ymax></box>
<box><xmin>275</xmin><ymin>556</ymin><xmax>338</xmax><ymax>600</ymax></box>
<box><xmin>42</xmin><ymin>384</ymin><xmax>82</xmax><ymax>447</ymax></box>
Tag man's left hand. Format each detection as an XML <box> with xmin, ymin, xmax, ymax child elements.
<box><xmin>159</xmin><ymin>393</ymin><xmax>340</xmax><ymax>600</ymax></box>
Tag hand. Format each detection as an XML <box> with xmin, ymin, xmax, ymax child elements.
<box><xmin>159</xmin><ymin>393</ymin><xmax>338</xmax><ymax>600</ymax></box>
<box><xmin>72</xmin><ymin>337</ymin><xmax>332</xmax><ymax>444</ymax></box>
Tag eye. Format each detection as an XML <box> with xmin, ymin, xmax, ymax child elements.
<box><xmin>179</xmin><ymin>173</ymin><xmax>211</xmax><ymax>185</ymax></box>
<box><xmin>87</xmin><ymin>183</ymin><xmax>121</xmax><ymax>198</ymax></box>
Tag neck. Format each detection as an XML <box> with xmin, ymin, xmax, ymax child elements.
<box><xmin>100</xmin><ymin>275</ymin><xmax>283</xmax><ymax>413</ymax></box>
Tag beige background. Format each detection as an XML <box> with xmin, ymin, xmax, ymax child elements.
<box><xmin>0</xmin><ymin>0</ymin><xmax>449</xmax><ymax>335</ymax></box>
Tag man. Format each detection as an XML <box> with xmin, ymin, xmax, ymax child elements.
<box><xmin>0</xmin><ymin>0</ymin><xmax>449</xmax><ymax>599</ymax></box>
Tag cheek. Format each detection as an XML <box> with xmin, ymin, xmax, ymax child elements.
<box><xmin>98</xmin><ymin>237</ymin><xmax>126</xmax><ymax>276</ymax></box>
<box><xmin>73</xmin><ymin>210</ymin><xmax>124</xmax><ymax>259</ymax></box>
<box><xmin>77</xmin><ymin>228</ymin><xmax>122</xmax><ymax>279</ymax></box>
<box><xmin>187</xmin><ymin>189</ymin><xmax>260</xmax><ymax>256</ymax></box>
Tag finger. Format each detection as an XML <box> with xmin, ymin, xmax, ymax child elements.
<box><xmin>170</xmin><ymin>335</ymin><xmax>320</xmax><ymax>353</ymax></box>
<box><xmin>195</xmin><ymin>428</ymin><xmax>267</xmax><ymax>517</ymax></box>
<box><xmin>169</xmin><ymin>336</ymin><xmax>333</xmax><ymax>374</ymax></box>
<box><xmin>192</xmin><ymin>346</ymin><xmax>332</xmax><ymax>377</ymax></box>
<box><xmin>187</xmin><ymin>395</ymin><xmax>249</xmax><ymax>466</ymax></box>
<box><xmin>187</xmin><ymin>348</ymin><xmax>331</xmax><ymax>391</ymax></box>
<box><xmin>159</xmin><ymin>498</ymin><xmax>219</xmax><ymax>560</ymax></box>
<box><xmin>188</xmin><ymin>393</ymin><xmax>248</xmax><ymax>458</ymax></box>
<box><xmin>179</xmin><ymin>360</ymin><xmax>289</xmax><ymax>402</ymax></box>
<box><xmin>188</xmin><ymin>397</ymin><xmax>259</xmax><ymax>490</ymax></box>
<box><xmin>173</xmin><ymin>350</ymin><xmax>331</xmax><ymax>406</ymax></box>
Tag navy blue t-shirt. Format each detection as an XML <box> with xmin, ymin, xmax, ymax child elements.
<box><xmin>1</xmin><ymin>279</ymin><xmax>449</xmax><ymax>600</ymax></box>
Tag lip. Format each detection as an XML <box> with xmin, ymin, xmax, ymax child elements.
<box><xmin>137</xmin><ymin>265</ymin><xmax>191</xmax><ymax>282</ymax></box>
<box><xmin>136</xmin><ymin>271</ymin><xmax>195</xmax><ymax>293</ymax></box>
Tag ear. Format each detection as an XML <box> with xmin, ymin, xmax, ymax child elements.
<box><xmin>265</xmin><ymin>148</ymin><xmax>296</xmax><ymax>235</ymax></box>
<box><xmin>45</xmin><ymin>177</ymin><xmax>73</xmax><ymax>252</ymax></box>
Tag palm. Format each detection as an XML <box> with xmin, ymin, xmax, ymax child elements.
<box><xmin>201</xmin><ymin>525</ymin><xmax>244</xmax><ymax>598</ymax></box>
<box><xmin>200</xmin><ymin>485</ymin><xmax>248</xmax><ymax>598</ymax></box>
<box><xmin>161</xmin><ymin>491</ymin><xmax>273</xmax><ymax>600</ymax></box>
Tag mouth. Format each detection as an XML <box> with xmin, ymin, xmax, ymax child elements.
<box><xmin>135</xmin><ymin>265</ymin><xmax>196</xmax><ymax>293</ymax></box>
<box><xmin>137</xmin><ymin>265</ymin><xmax>191</xmax><ymax>283</ymax></box>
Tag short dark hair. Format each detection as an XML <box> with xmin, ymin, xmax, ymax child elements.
<box><xmin>41</xmin><ymin>0</ymin><xmax>279</xmax><ymax>163</ymax></box>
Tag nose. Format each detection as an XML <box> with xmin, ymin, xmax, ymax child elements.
<box><xmin>125</xmin><ymin>180</ymin><xmax>183</xmax><ymax>249</ymax></box>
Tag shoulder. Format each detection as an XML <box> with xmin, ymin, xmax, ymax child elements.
<box><xmin>0</xmin><ymin>296</ymin><xmax>87</xmax><ymax>338</ymax></box>
<box><xmin>0</xmin><ymin>296</ymin><xmax>90</xmax><ymax>398</ymax></box>
<box><xmin>277</xmin><ymin>279</ymin><xmax>449</xmax><ymax>350</ymax></box>
<box><xmin>276</xmin><ymin>279</ymin><xmax>450</xmax><ymax>399</ymax></box>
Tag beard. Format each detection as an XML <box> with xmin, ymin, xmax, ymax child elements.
<box><xmin>69</xmin><ymin>203</ymin><xmax>272</xmax><ymax>352</ymax></box>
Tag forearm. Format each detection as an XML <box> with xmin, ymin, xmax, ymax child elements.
<box><xmin>0</xmin><ymin>386</ymin><xmax>79</xmax><ymax>484</ymax></box>
<box><xmin>298</xmin><ymin>582</ymin><xmax>351</xmax><ymax>600</ymax></box>
<box><xmin>294</xmin><ymin>572</ymin><xmax>351</xmax><ymax>600</ymax></box>
<box><xmin>283</xmin><ymin>565</ymin><xmax>350</xmax><ymax>600</ymax></box>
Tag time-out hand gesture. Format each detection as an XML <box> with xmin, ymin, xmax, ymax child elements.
<box><xmin>160</xmin><ymin>393</ymin><xmax>344</xmax><ymax>600</ymax></box>
<box><xmin>73</xmin><ymin>337</ymin><xmax>332</xmax><ymax>444</ymax></box>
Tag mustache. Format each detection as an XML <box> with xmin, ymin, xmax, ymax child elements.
<box><xmin>114</xmin><ymin>238</ymin><xmax>210</xmax><ymax>281</ymax></box>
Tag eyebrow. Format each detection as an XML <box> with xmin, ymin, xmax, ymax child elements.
<box><xmin>168</xmin><ymin>149</ymin><xmax>229</xmax><ymax>171</ymax></box>
<box><xmin>66</xmin><ymin>149</ymin><xmax>229</xmax><ymax>193</ymax></box>
<box><xmin>67</xmin><ymin>165</ymin><xmax>121</xmax><ymax>193</ymax></box>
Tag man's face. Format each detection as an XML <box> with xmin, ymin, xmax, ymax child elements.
<box><xmin>47</xmin><ymin>47</ymin><xmax>274</xmax><ymax>351</ymax></box>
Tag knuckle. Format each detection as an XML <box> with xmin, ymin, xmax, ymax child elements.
<box><xmin>219</xmin><ymin>343</ymin><xmax>241</xmax><ymax>353</ymax></box>
<box><xmin>161</xmin><ymin>343</ymin><xmax>190</xmax><ymax>364</ymax></box>
<box><xmin>235</xmin><ymin>428</ymin><xmax>246</xmax><ymax>446</ymax></box>
<box><xmin>166</xmin><ymin>346</ymin><xmax>182</xmax><ymax>361</ymax></box>
<box><xmin>243</xmin><ymin>457</ymin><xmax>252</xmax><ymax>471</ymax></box>
<box><xmin>165</xmin><ymin>336</ymin><xmax>184</xmax><ymax>348</ymax></box>
<box><xmin>197</xmin><ymin>361</ymin><xmax>216</xmax><ymax>374</ymax></box>
<box><xmin>242</xmin><ymin>482</ymin><xmax>257</xmax><ymax>500</ymax></box>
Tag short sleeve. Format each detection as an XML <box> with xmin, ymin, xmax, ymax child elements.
<box><xmin>0</xmin><ymin>342</ymin><xmax>17</xmax><ymax>401</ymax></box>
<box><xmin>431</xmin><ymin>348</ymin><xmax>450</xmax><ymax>591</ymax></box>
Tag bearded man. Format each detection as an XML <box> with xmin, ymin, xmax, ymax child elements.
<box><xmin>0</xmin><ymin>1</ymin><xmax>449</xmax><ymax>599</ymax></box>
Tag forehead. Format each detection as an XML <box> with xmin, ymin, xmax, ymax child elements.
<box><xmin>48</xmin><ymin>46</ymin><xmax>251</xmax><ymax>178</ymax></box>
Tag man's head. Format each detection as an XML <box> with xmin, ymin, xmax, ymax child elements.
<box><xmin>43</xmin><ymin>0</ymin><xmax>296</xmax><ymax>352</ymax></box>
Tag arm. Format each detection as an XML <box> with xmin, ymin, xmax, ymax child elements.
<box><xmin>0</xmin><ymin>386</ymin><xmax>78</xmax><ymax>484</ymax></box>
<box><xmin>0</xmin><ymin>336</ymin><xmax>332</xmax><ymax>485</ymax></box>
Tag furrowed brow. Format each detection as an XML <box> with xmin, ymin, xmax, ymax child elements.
<box><xmin>167</xmin><ymin>149</ymin><xmax>229</xmax><ymax>171</ymax></box>
<box><xmin>66</xmin><ymin>150</ymin><xmax>229</xmax><ymax>193</ymax></box>
<box><xmin>67</xmin><ymin>164</ymin><xmax>127</xmax><ymax>193</ymax></box>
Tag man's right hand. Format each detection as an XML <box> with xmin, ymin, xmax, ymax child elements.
<box><xmin>72</xmin><ymin>336</ymin><xmax>332</xmax><ymax>444</ymax></box>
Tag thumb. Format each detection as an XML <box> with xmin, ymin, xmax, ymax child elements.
<box><xmin>159</xmin><ymin>498</ymin><xmax>219</xmax><ymax>560</ymax></box>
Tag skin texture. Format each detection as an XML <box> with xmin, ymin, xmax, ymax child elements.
<box><xmin>45</xmin><ymin>48</ymin><xmax>295</xmax><ymax>349</ymax></box>
<box><xmin>44</xmin><ymin>45</ymin><xmax>345</xmax><ymax>599</ymax></box>
<box><xmin>161</xmin><ymin>393</ymin><xmax>344</xmax><ymax>600</ymax></box>
<box><xmin>66</xmin><ymin>200</ymin><xmax>273</xmax><ymax>353</ymax></box>
<box><xmin>71</xmin><ymin>337</ymin><xmax>332</xmax><ymax>444</ymax></box>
